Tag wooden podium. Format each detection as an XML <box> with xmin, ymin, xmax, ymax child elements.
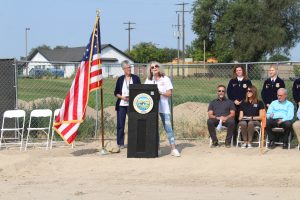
<box><xmin>127</xmin><ymin>84</ymin><xmax>159</xmax><ymax>158</ymax></box>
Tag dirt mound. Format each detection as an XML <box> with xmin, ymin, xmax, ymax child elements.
<box><xmin>18</xmin><ymin>97</ymin><xmax>63</xmax><ymax>110</ymax></box>
<box><xmin>173</xmin><ymin>102</ymin><xmax>208</xmax><ymax>123</ymax></box>
<box><xmin>172</xmin><ymin>102</ymin><xmax>209</xmax><ymax>138</ymax></box>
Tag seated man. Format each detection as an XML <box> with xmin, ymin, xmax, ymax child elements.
<box><xmin>207</xmin><ymin>85</ymin><xmax>236</xmax><ymax>147</ymax></box>
<box><xmin>266</xmin><ymin>88</ymin><xmax>294</xmax><ymax>149</ymax></box>
<box><xmin>292</xmin><ymin>106</ymin><xmax>300</xmax><ymax>148</ymax></box>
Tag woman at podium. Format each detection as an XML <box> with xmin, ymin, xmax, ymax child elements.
<box><xmin>145</xmin><ymin>61</ymin><xmax>181</xmax><ymax>157</ymax></box>
<box><xmin>114</xmin><ymin>60</ymin><xmax>141</xmax><ymax>149</ymax></box>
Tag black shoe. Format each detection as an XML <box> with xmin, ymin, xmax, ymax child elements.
<box><xmin>211</xmin><ymin>140</ymin><xmax>219</xmax><ymax>148</ymax></box>
<box><xmin>268</xmin><ymin>141</ymin><xmax>275</xmax><ymax>149</ymax></box>
<box><xmin>225</xmin><ymin>142</ymin><xmax>231</xmax><ymax>148</ymax></box>
<box><xmin>282</xmin><ymin>143</ymin><xmax>288</xmax><ymax>149</ymax></box>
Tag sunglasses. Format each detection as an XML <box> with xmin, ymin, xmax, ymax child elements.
<box><xmin>218</xmin><ymin>90</ymin><xmax>225</xmax><ymax>93</ymax></box>
<box><xmin>151</xmin><ymin>65</ymin><xmax>159</xmax><ymax>69</ymax></box>
<box><xmin>247</xmin><ymin>90</ymin><xmax>253</xmax><ymax>93</ymax></box>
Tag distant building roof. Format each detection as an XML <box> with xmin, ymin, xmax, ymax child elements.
<box><xmin>28</xmin><ymin>44</ymin><xmax>133</xmax><ymax>62</ymax></box>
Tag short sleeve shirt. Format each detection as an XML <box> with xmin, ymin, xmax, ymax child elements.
<box><xmin>208</xmin><ymin>98</ymin><xmax>236</xmax><ymax>117</ymax></box>
<box><xmin>145</xmin><ymin>76</ymin><xmax>173</xmax><ymax>114</ymax></box>
<box><xmin>240</xmin><ymin>100</ymin><xmax>265</xmax><ymax>117</ymax></box>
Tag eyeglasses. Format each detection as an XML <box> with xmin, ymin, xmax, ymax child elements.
<box><xmin>247</xmin><ymin>90</ymin><xmax>253</xmax><ymax>93</ymax></box>
<box><xmin>218</xmin><ymin>90</ymin><xmax>225</xmax><ymax>93</ymax></box>
<box><xmin>151</xmin><ymin>65</ymin><xmax>159</xmax><ymax>69</ymax></box>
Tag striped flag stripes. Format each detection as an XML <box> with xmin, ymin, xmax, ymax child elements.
<box><xmin>53</xmin><ymin>16</ymin><xmax>102</xmax><ymax>144</ymax></box>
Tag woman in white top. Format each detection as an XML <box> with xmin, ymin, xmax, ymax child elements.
<box><xmin>144</xmin><ymin>61</ymin><xmax>180</xmax><ymax>157</ymax></box>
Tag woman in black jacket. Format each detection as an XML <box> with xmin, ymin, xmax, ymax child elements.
<box><xmin>114</xmin><ymin>60</ymin><xmax>141</xmax><ymax>148</ymax></box>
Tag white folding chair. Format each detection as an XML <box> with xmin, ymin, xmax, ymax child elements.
<box><xmin>0</xmin><ymin>110</ymin><xmax>26</xmax><ymax>151</ymax></box>
<box><xmin>236</xmin><ymin>123</ymin><xmax>262</xmax><ymax>148</ymax></box>
<box><xmin>209</xmin><ymin>126</ymin><xmax>233</xmax><ymax>147</ymax></box>
<box><xmin>25</xmin><ymin>109</ymin><xmax>52</xmax><ymax>150</ymax></box>
<box><xmin>266</xmin><ymin>127</ymin><xmax>292</xmax><ymax>149</ymax></box>
<box><xmin>50</xmin><ymin>109</ymin><xmax>75</xmax><ymax>149</ymax></box>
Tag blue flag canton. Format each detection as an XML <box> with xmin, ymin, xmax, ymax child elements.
<box><xmin>82</xmin><ymin>19</ymin><xmax>101</xmax><ymax>62</ymax></box>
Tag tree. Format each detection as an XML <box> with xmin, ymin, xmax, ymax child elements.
<box><xmin>269</xmin><ymin>54</ymin><xmax>290</xmax><ymax>62</ymax></box>
<box><xmin>185</xmin><ymin>44</ymin><xmax>214</xmax><ymax>62</ymax></box>
<box><xmin>126</xmin><ymin>42</ymin><xmax>178</xmax><ymax>63</ymax></box>
<box><xmin>28</xmin><ymin>44</ymin><xmax>51</xmax><ymax>56</ymax></box>
<box><xmin>54</xmin><ymin>45</ymin><xmax>69</xmax><ymax>49</ymax></box>
<box><xmin>192</xmin><ymin>0</ymin><xmax>300</xmax><ymax>62</ymax></box>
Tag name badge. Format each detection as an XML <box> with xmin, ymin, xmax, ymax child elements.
<box><xmin>253</xmin><ymin>104</ymin><xmax>258</xmax><ymax>107</ymax></box>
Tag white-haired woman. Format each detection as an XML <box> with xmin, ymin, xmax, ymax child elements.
<box><xmin>114</xmin><ymin>60</ymin><xmax>141</xmax><ymax>149</ymax></box>
<box><xmin>144</xmin><ymin>61</ymin><xmax>180</xmax><ymax>157</ymax></box>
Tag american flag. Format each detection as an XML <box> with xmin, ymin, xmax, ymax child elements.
<box><xmin>54</xmin><ymin>16</ymin><xmax>102</xmax><ymax>144</ymax></box>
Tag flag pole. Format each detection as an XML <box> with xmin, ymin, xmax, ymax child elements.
<box><xmin>97</xmin><ymin>9</ymin><xmax>108</xmax><ymax>155</ymax></box>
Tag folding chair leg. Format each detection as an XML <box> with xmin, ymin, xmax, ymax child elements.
<box><xmin>25</xmin><ymin>130</ymin><xmax>30</xmax><ymax>151</ymax></box>
<box><xmin>46</xmin><ymin>128</ymin><xmax>50</xmax><ymax>150</ymax></box>
<box><xmin>0</xmin><ymin>131</ymin><xmax>3</xmax><ymax>149</ymax></box>
<box><xmin>19</xmin><ymin>133</ymin><xmax>23</xmax><ymax>151</ymax></box>
<box><xmin>258</xmin><ymin>132</ymin><xmax>261</xmax><ymax>148</ymax></box>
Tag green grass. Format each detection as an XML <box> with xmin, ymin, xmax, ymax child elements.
<box><xmin>18</xmin><ymin>78</ymin><xmax>117</xmax><ymax>109</ymax></box>
<box><xmin>18</xmin><ymin>77</ymin><xmax>296</xmax><ymax>108</ymax></box>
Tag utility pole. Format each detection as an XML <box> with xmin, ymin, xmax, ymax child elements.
<box><xmin>25</xmin><ymin>27</ymin><xmax>30</xmax><ymax>76</ymax></box>
<box><xmin>123</xmin><ymin>21</ymin><xmax>136</xmax><ymax>52</ymax></box>
<box><xmin>176</xmin><ymin>2</ymin><xmax>189</xmax><ymax>77</ymax></box>
<box><xmin>172</xmin><ymin>13</ymin><xmax>181</xmax><ymax>76</ymax></box>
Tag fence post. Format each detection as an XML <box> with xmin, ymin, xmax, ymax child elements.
<box><xmin>170</xmin><ymin>64</ymin><xmax>174</xmax><ymax>130</ymax></box>
<box><xmin>14</xmin><ymin>59</ymin><xmax>18</xmax><ymax>109</ymax></box>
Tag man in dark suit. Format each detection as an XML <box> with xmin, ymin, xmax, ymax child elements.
<box><xmin>114</xmin><ymin>60</ymin><xmax>141</xmax><ymax>149</ymax></box>
<box><xmin>261</xmin><ymin>65</ymin><xmax>285</xmax><ymax>109</ymax></box>
<box><xmin>292</xmin><ymin>77</ymin><xmax>300</xmax><ymax>108</ymax></box>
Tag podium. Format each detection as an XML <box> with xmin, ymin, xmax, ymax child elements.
<box><xmin>127</xmin><ymin>84</ymin><xmax>159</xmax><ymax>158</ymax></box>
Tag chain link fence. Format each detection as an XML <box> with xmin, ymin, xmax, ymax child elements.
<box><xmin>2</xmin><ymin>60</ymin><xmax>299</xmax><ymax>142</ymax></box>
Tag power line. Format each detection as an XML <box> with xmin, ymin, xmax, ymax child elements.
<box><xmin>123</xmin><ymin>21</ymin><xmax>136</xmax><ymax>52</ymax></box>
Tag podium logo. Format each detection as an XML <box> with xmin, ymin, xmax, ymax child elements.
<box><xmin>133</xmin><ymin>93</ymin><xmax>154</xmax><ymax>114</ymax></box>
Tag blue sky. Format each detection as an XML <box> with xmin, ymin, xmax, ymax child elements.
<box><xmin>0</xmin><ymin>0</ymin><xmax>299</xmax><ymax>61</ymax></box>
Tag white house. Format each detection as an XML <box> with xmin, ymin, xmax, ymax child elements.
<box><xmin>25</xmin><ymin>44</ymin><xmax>134</xmax><ymax>78</ymax></box>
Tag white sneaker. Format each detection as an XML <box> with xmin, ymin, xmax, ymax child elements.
<box><xmin>247</xmin><ymin>144</ymin><xmax>253</xmax><ymax>148</ymax></box>
<box><xmin>171</xmin><ymin>149</ymin><xmax>181</xmax><ymax>157</ymax></box>
<box><xmin>241</xmin><ymin>143</ymin><xmax>247</xmax><ymax>148</ymax></box>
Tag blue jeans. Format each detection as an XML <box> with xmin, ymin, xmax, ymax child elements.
<box><xmin>116</xmin><ymin>106</ymin><xmax>128</xmax><ymax>145</ymax></box>
<box><xmin>159</xmin><ymin>113</ymin><xmax>175</xmax><ymax>145</ymax></box>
